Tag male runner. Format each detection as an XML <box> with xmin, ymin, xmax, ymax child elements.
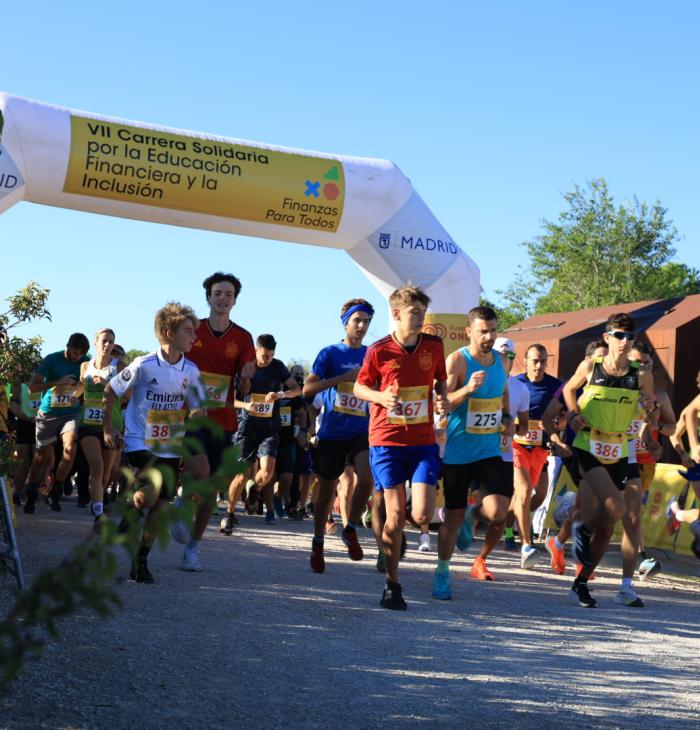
<box><xmin>184</xmin><ymin>272</ymin><xmax>256</xmax><ymax>568</ymax></box>
<box><xmin>510</xmin><ymin>344</ymin><xmax>561</xmax><ymax>568</ymax></box>
<box><xmin>432</xmin><ymin>310</ymin><xmax>515</xmax><ymax>600</ymax></box>
<box><xmin>563</xmin><ymin>313</ymin><xmax>655</xmax><ymax>607</ymax></box>
<box><xmin>103</xmin><ymin>302</ymin><xmax>205</xmax><ymax>584</ymax></box>
<box><xmin>225</xmin><ymin>334</ymin><xmax>301</xmax><ymax>525</ymax></box>
<box><xmin>24</xmin><ymin>333</ymin><xmax>90</xmax><ymax>513</ymax></box>
<box><xmin>304</xmin><ymin>298</ymin><xmax>374</xmax><ymax>573</ymax></box>
<box><xmin>542</xmin><ymin>340</ymin><xmax>608</xmax><ymax>576</ymax></box>
<box><xmin>355</xmin><ymin>285</ymin><xmax>448</xmax><ymax>610</ymax></box>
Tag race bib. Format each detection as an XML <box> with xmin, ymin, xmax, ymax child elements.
<box><xmin>514</xmin><ymin>419</ymin><xmax>544</xmax><ymax>446</ymax></box>
<box><xmin>388</xmin><ymin>386</ymin><xmax>429</xmax><ymax>426</ymax></box>
<box><xmin>201</xmin><ymin>372</ymin><xmax>231</xmax><ymax>410</ymax></box>
<box><xmin>626</xmin><ymin>418</ymin><xmax>648</xmax><ymax>454</ymax></box>
<box><xmin>249</xmin><ymin>393</ymin><xmax>273</xmax><ymax>418</ymax></box>
<box><xmin>145</xmin><ymin>409</ymin><xmax>185</xmax><ymax>448</ymax></box>
<box><xmin>29</xmin><ymin>392</ymin><xmax>42</xmax><ymax>415</ymax></box>
<box><xmin>589</xmin><ymin>428</ymin><xmax>625</xmax><ymax>464</ymax></box>
<box><xmin>82</xmin><ymin>395</ymin><xmax>104</xmax><ymax>427</ymax></box>
<box><xmin>334</xmin><ymin>381</ymin><xmax>366</xmax><ymax>417</ymax></box>
<box><xmin>466</xmin><ymin>397</ymin><xmax>502</xmax><ymax>434</ymax></box>
<box><xmin>50</xmin><ymin>389</ymin><xmax>76</xmax><ymax>409</ymax></box>
<box><xmin>500</xmin><ymin>432</ymin><xmax>513</xmax><ymax>453</ymax></box>
<box><xmin>280</xmin><ymin>405</ymin><xmax>292</xmax><ymax>428</ymax></box>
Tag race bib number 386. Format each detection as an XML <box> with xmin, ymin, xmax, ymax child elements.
<box><xmin>589</xmin><ymin>428</ymin><xmax>625</xmax><ymax>464</ymax></box>
<box><xmin>466</xmin><ymin>397</ymin><xmax>502</xmax><ymax>434</ymax></box>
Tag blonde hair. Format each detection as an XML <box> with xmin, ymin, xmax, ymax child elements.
<box><xmin>154</xmin><ymin>302</ymin><xmax>199</xmax><ymax>343</ymax></box>
<box><xmin>94</xmin><ymin>327</ymin><xmax>115</xmax><ymax>342</ymax></box>
<box><xmin>389</xmin><ymin>284</ymin><xmax>430</xmax><ymax>309</ymax></box>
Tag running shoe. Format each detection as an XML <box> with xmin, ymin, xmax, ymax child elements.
<box><xmin>342</xmin><ymin>527</ymin><xmax>364</xmax><ymax>561</ymax></box>
<box><xmin>504</xmin><ymin>536</ymin><xmax>518</xmax><ymax>551</ymax></box>
<box><xmin>418</xmin><ymin>533</ymin><xmax>431</xmax><ymax>552</ymax></box>
<box><xmin>325</xmin><ymin>519</ymin><xmax>338</xmax><ymax>535</ymax></box>
<box><xmin>614</xmin><ymin>586</ymin><xmax>644</xmax><ymax>608</ymax></box>
<box><xmin>571</xmin><ymin>520</ymin><xmax>593</xmax><ymax>567</ymax></box>
<box><xmin>265</xmin><ymin>511</ymin><xmax>276</xmax><ymax>525</ymax></box>
<box><xmin>48</xmin><ymin>495</ymin><xmax>62</xmax><ymax>512</ymax></box>
<box><xmin>361</xmin><ymin>508</ymin><xmax>372</xmax><ymax>529</ymax></box>
<box><xmin>380</xmin><ymin>581</ymin><xmax>407</xmax><ymax>611</ymax></box>
<box><xmin>287</xmin><ymin>508</ymin><xmax>303</xmax><ymax>521</ymax></box>
<box><xmin>638</xmin><ymin>557</ymin><xmax>662</xmax><ymax>581</ymax></box>
<box><xmin>666</xmin><ymin>497</ymin><xmax>681</xmax><ymax>534</ymax></box>
<box><xmin>181</xmin><ymin>546</ymin><xmax>203</xmax><ymax>572</ymax></box>
<box><xmin>470</xmin><ymin>557</ymin><xmax>494</xmax><ymax>581</ymax></box>
<box><xmin>12</xmin><ymin>493</ymin><xmax>22</xmax><ymax>507</ymax></box>
<box><xmin>128</xmin><ymin>560</ymin><xmax>154</xmax><ymax>584</ymax></box>
<box><xmin>220</xmin><ymin>514</ymin><xmax>236</xmax><ymax>536</ymax></box>
<box><xmin>569</xmin><ymin>581</ymin><xmax>596</xmax><ymax>607</ymax></box>
<box><xmin>691</xmin><ymin>520</ymin><xmax>700</xmax><ymax>559</ymax></box>
<box><xmin>23</xmin><ymin>500</ymin><xmax>36</xmax><ymax>515</ymax></box>
<box><xmin>400</xmin><ymin>531</ymin><xmax>407</xmax><ymax>560</ymax></box>
<box><xmin>432</xmin><ymin>569</ymin><xmax>451</xmax><ymax>600</ymax></box>
<box><xmin>310</xmin><ymin>540</ymin><xmax>325</xmax><ymax>574</ymax></box>
<box><xmin>546</xmin><ymin>537</ymin><xmax>566</xmax><ymax>575</ymax></box>
<box><xmin>376</xmin><ymin>549</ymin><xmax>386</xmax><ymax>573</ymax></box>
<box><xmin>245</xmin><ymin>492</ymin><xmax>258</xmax><ymax>515</ymax></box>
<box><xmin>273</xmin><ymin>496</ymin><xmax>285</xmax><ymax>519</ymax></box>
<box><xmin>456</xmin><ymin>506</ymin><xmax>474</xmax><ymax>552</ymax></box>
<box><xmin>521</xmin><ymin>544</ymin><xmax>538</xmax><ymax>570</ymax></box>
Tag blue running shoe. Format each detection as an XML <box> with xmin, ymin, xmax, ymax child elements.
<box><xmin>456</xmin><ymin>506</ymin><xmax>474</xmax><ymax>552</ymax></box>
<box><xmin>432</xmin><ymin>569</ymin><xmax>451</xmax><ymax>600</ymax></box>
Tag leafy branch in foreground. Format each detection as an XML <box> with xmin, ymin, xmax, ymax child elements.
<box><xmin>0</xmin><ymin>420</ymin><xmax>246</xmax><ymax>688</ymax></box>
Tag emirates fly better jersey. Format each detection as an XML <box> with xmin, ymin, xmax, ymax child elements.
<box><xmin>109</xmin><ymin>349</ymin><xmax>205</xmax><ymax>458</ymax></box>
<box><xmin>356</xmin><ymin>334</ymin><xmax>447</xmax><ymax>447</ymax></box>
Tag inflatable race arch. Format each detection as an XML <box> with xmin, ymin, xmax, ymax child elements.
<box><xmin>0</xmin><ymin>93</ymin><xmax>479</xmax><ymax>348</ymax></box>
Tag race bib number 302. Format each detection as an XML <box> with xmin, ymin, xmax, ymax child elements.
<box><xmin>388</xmin><ymin>386</ymin><xmax>429</xmax><ymax>426</ymax></box>
<box><xmin>334</xmin><ymin>381</ymin><xmax>366</xmax><ymax>417</ymax></box>
<box><xmin>466</xmin><ymin>397</ymin><xmax>502</xmax><ymax>434</ymax></box>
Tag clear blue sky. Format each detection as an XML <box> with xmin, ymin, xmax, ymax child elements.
<box><xmin>3</xmin><ymin>1</ymin><xmax>699</xmax><ymax>364</ymax></box>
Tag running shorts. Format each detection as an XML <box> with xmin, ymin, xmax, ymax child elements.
<box><xmin>370</xmin><ymin>444</ymin><xmax>441</xmax><ymax>492</ymax></box>
<box><xmin>513</xmin><ymin>443</ymin><xmax>550</xmax><ymax>485</ymax></box>
<box><xmin>572</xmin><ymin>447</ymin><xmax>629</xmax><ymax>492</ymax></box>
<box><xmin>315</xmin><ymin>434</ymin><xmax>369</xmax><ymax>481</ymax></box>
<box><xmin>442</xmin><ymin>457</ymin><xmax>512</xmax><ymax>509</ymax></box>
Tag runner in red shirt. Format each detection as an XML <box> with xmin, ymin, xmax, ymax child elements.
<box><xmin>178</xmin><ymin>272</ymin><xmax>256</xmax><ymax>570</ymax></box>
<box><xmin>355</xmin><ymin>285</ymin><xmax>449</xmax><ymax>610</ymax></box>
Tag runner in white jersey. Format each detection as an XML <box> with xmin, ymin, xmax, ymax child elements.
<box><xmin>103</xmin><ymin>302</ymin><xmax>206</xmax><ymax>584</ymax></box>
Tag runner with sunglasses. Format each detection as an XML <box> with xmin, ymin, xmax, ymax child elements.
<box><xmin>563</xmin><ymin>313</ymin><xmax>655</xmax><ymax>607</ymax></box>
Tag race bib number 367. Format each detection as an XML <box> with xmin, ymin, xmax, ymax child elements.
<box><xmin>388</xmin><ymin>386</ymin><xmax>429</xmax><ymax>426</ymax></box>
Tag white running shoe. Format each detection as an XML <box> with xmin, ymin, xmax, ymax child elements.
<box><xmin>521</xmin><ymin>544</ymin><xmax>538</xmax><ymax>570</ymax></box>
<box><xmin>418</xmin><ymin>533</ymin><xmax>431</xmax><ymax>552</ymax></box>
<box><xmin>181</xmin><ymin>546</ymin><xmax>202</xmax><ymax>572</ymax></box>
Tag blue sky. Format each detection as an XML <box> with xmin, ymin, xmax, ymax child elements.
<box><xmin>3</xmin><ymin>1</ymin><xmax>698</xmax><ymax>365</ymax></box>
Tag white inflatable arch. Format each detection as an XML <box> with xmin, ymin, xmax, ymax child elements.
<box><xmin>0</xmin><ymin>93</ymin><xmax>479</xmax><ymax>350</ymax></box>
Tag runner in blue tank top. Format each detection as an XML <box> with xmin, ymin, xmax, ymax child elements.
<box><xmin>433</xmin><ymin>306</ymin><xmax>514</xmax><ymax>600</ymax></box>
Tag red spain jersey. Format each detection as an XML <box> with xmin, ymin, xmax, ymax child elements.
<box><xmin>357</xmin><ymin>333</ymin><xmax>447</xmax><ymax>447</ymax></box>
<box><xmin>188</xmin><ymin>319</ymin><xmax>256</xmax><ymax>431</ymax></box>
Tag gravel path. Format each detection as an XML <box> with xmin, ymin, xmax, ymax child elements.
<box><xmin>2</xmin><ymin>500</ymin><xmax>700</xmax><ymax>729</ymax></box>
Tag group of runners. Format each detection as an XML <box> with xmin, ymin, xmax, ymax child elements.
<box><xmin>4</xmin><ymin>272</ymin><xmax>700</xmax><ymax>610</ymax></box>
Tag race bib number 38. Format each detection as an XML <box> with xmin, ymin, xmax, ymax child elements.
<box><xmin>334</xmin><ymin>381</ymin><xmax>366</xmax><ymax>417</ymax></box>
<box><xmin>249</xmin><ymin>393</ymin><xmax>273</xmax><ymax>418</ymax></box>
<box><xmin>466</xmin><ymin>397</ymin><xmax>502</xmax><ymax>434</ymax></box>
<box><xmin>589</xmin><ymin>428</ymin><xmax>625</xmax><ymax>464</ymax></box>
<box><xmin>388</xmin><ymin>386</ymin><xmax>429</xmax><ymax>426</ymax></box>
<box><xmin>145</xmin><ymin>410</ymin><xmax>185</xmax><ymax>448</ymax></box>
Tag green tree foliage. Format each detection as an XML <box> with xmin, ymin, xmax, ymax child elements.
<box><xmin>498</xmin><ymin>178</ymin><xmax>699</xmax><ymax>320</ymax></box>
<box><xmin>124</xmin><ymin>349</ymin><xmax>149</xmax><ymax>364</ymax></box>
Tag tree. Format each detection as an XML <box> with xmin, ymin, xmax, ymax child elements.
<box><xmin>498</xmin><ymin>178</ymin><xmax>700</xmax><ymax>320</ymax></box>
<box><xmin>125</xmin><ymin>348</ymin><xmax>148</xmax><ymax>364</ymax></box>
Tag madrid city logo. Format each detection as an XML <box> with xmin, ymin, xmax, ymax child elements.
<box><xmin>379</xmin><ymin>232</ymin><xmax>391</xmax><ymax>249</ymax></box>
<box><xmin>304</xmin><ymin>165</ymin><xmax>341</xmax><ymax>201</ymax></box>
<box><xmin>375</xmin><ymin>230</ymin><xmax>459</xmax><ymax>255</ymax></box>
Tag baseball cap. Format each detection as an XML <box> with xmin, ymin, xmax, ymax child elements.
<box><xmin>493</xmin><ymin>337</ymin><xmax>514</xmax><ymax>354</ymax></box>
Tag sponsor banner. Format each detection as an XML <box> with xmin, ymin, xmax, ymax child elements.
<box><xmin>0</xmin><ymin>113</ymin><xmax>24</xmax><ymax>201</ymax></box>
<box><xmin>63</xmin><ymin>115</ymin><xmax>345</xmax><ymax>232</ymax></box>
<box><xmin>542</xmin><ymin>461</ymin><xmax>697</xmax><ymax>557</ymax></box>
<box><xmin>422</xmin><ymin>313</ymin><xmax>469</xmax><ymax>356</ymax></box>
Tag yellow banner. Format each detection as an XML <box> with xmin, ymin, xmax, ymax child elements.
<box><xmin>422</xmin><ymin>313</ymin><xmax>469</xmax><ymax>356</ymax></box>
<box><xmin>63</xmin><ymin>115</ymin><xmax>345</xmax><ymax>232</ymax></box>
<box><xmin>543</xmin><ymin>461</ymin><xmax>698</xmax><ymax>558</ymax></box>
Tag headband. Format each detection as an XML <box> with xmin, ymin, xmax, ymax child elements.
<box><xmin>341</xmin><ymin>304</ymin><xmax>373</xmax><ymax>327</ymax></box>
